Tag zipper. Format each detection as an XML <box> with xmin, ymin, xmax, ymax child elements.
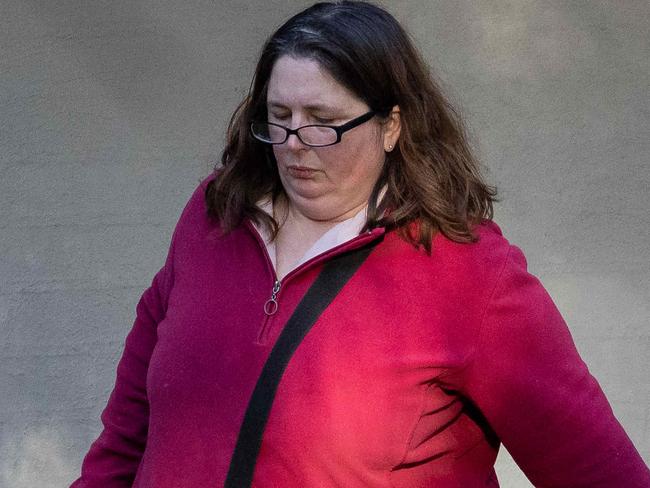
<box><xmin>246</xmin><ymin>221</ymin><xmax>384</xmax><ymax>344</ymax></box>
<box><xmin>263</xmin><ymin>280</ymin><xmax>281</xmax><ymax>315</ymax></box>
<box><xmin>279</xmin><ymin>229</ymin><xmax>382</xmax><ymax>283</ymax></box>
<box><xmin>257</xmin><ymin>278</ymin><xmax>280</xmax><ymax>345</ymax></box>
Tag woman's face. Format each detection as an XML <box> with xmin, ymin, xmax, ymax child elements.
<box><xmin>266</xmin><ymin>55</ymin><xmax>399</xmax><ymax>222</ymax></box>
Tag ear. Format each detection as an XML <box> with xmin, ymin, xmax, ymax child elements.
<box><xmin>382</xmin><ymin>105</ymin><xmax>401</xmax><ymax>152</ymax></box>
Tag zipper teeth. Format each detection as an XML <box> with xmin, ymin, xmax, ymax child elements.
<box><xmin>279</xmin><ymin>230</ymin><xmax>381</xmax><ymax>285</ymax></box>
<box><xmin>245</xmin><ymin>221</ymin><xmax>383</xmax><ymax>317</ymax></box>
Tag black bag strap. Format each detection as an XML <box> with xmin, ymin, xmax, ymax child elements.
<box><xmin>225</xmin><ymin>240</ymin><xmax>379</xmax><ymax>487</ymax></box>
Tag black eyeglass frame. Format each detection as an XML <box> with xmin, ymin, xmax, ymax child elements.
<box><xmin>250</xmin><ymin>110</ymin><xmax>378</xmax><ymax>147</ymax></box>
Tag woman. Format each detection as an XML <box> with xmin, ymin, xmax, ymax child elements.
<box><xmin>72</xmin><ymin>1</ymin><xmax>649</xmax><ymax>487</ymax></box>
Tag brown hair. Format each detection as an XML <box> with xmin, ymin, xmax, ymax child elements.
<box><xmin>205</xmin><ymin>0</ymin><xmax>496</xmax><ymax>252</ymax></box>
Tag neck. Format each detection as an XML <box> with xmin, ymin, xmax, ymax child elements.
<box><xmin>276</xmin><ymin>194</ymin><xmax>368</xmax><ymax>232</ymax></box>
<box><xmin>272</xmin><ymin>195</ymin><xmax>368</xmax><ymax>280</ymax></box>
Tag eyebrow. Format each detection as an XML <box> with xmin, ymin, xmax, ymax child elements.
<box><xmin>266</xmin><ymin>101</ymin><xmax>338</xmax><ymax>112</ymax></box>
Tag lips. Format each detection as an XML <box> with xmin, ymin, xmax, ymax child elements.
<box><xmin>286</xmin><ymin>166</ymin><xmax>318</xmax><ymax>178</ymax></box>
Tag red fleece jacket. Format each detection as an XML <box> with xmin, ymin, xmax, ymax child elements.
<box><xmin>72</xmin><ymin>175</ymin><xmax>650</xmax><ymax>487</ymax></box>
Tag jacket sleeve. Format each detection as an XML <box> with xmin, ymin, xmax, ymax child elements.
<box><xmin>69</xmin><ymin>175</ymin><xmax>214</xmax><ymax>487</ymax></box>
<box><xmin>462</xmin><ymin>245</ymin><xmax>650</xmax><ymax>487</ymax></box>
<box><xmin>69</xmin><ymin>238</ymin><xmax>175</xmax><ymax>488</ymax></box>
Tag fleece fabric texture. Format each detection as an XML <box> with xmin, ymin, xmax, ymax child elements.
<box><xmin>72</xmin><ymin>175</ymin><xmax>650</xmax><ymax>488</ymax></box>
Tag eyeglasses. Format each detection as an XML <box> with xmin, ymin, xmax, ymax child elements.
<box><xmin>250</xmin><ymin>110</ymin><xmax>377</xmax><ymax>147</ymax></box>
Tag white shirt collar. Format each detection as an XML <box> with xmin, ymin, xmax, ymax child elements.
<box><xmin>251</xmin><ymin>197</ymin><xmax>368</xmax><ymax>276</ymax></box>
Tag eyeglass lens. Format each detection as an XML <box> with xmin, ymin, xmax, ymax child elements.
<box><xmin>252</xmin><ymin>123</ymin><xmax>338</xmax><ymax>146</ymax></box>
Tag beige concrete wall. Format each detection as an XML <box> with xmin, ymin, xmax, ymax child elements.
<box><xmin>1</xmin><ymin>1</ymin><xmax>648</xmax><ymax>486</ymax></box>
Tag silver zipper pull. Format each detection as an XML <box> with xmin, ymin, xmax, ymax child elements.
<box><xmin>263</xmin><ymin>280</ymin><xmax>281</xmax><ymax>315</ymax></box>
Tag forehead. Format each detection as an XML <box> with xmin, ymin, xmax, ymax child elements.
<box><xmin>266</xmin><ymin>55</ymin><xmax>364</xmax><ymax>109</ymax></box>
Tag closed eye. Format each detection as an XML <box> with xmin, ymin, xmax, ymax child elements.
<box><xmin>313</xmin><ymin>116</ymin><xmax>336</xmax><ymax>125</ymax></box>
<box><xmin>268</xmin><ymin>112</ymin><xmax>290</xmax><ymax>123</ymax></box>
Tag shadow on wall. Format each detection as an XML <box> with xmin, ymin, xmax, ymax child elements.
<box><xmin>1</xmin><ymin>426</ymin><xmax>78</xmax><ymax>488</ymax></box>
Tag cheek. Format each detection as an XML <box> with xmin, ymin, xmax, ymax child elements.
<box><xmin>272</xmin><ymin>146</ymin><xmax>284</xmax><ymax>163</ymax></box>
<box><xmin>326</xmin><ymin>152</ymin><xmax>383</xmax><ymax>194</ymax></box>
<box><xmin>336</xmin><ymin>138</ymin><xmax>384</xmax><ymax>180</ymax></box>
<box><xmin>317</xmin><ymin>147</ymin><xmax>363</xmax><ymax>183</ymax></box>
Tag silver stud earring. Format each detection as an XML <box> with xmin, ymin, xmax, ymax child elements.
<box><xmin>387</xmin><ymin>144</ymin><xmax>393</xmax><ymax>151</ymax></box>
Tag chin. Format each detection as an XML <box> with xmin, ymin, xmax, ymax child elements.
<box><xmin>285</xmin><ymin>184</ymin><xmax>326</xmax><ymax>202</ymax></box>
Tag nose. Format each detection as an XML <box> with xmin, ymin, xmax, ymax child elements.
<box><xmin>285</xmin><ymin>132</ymin><xmax>306</xmax><ymax>151</ymax></box>
<box><xmin>280</xmin><ymin>113</ymin><xmax>310</xmax><ymax>151</ymax></box>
